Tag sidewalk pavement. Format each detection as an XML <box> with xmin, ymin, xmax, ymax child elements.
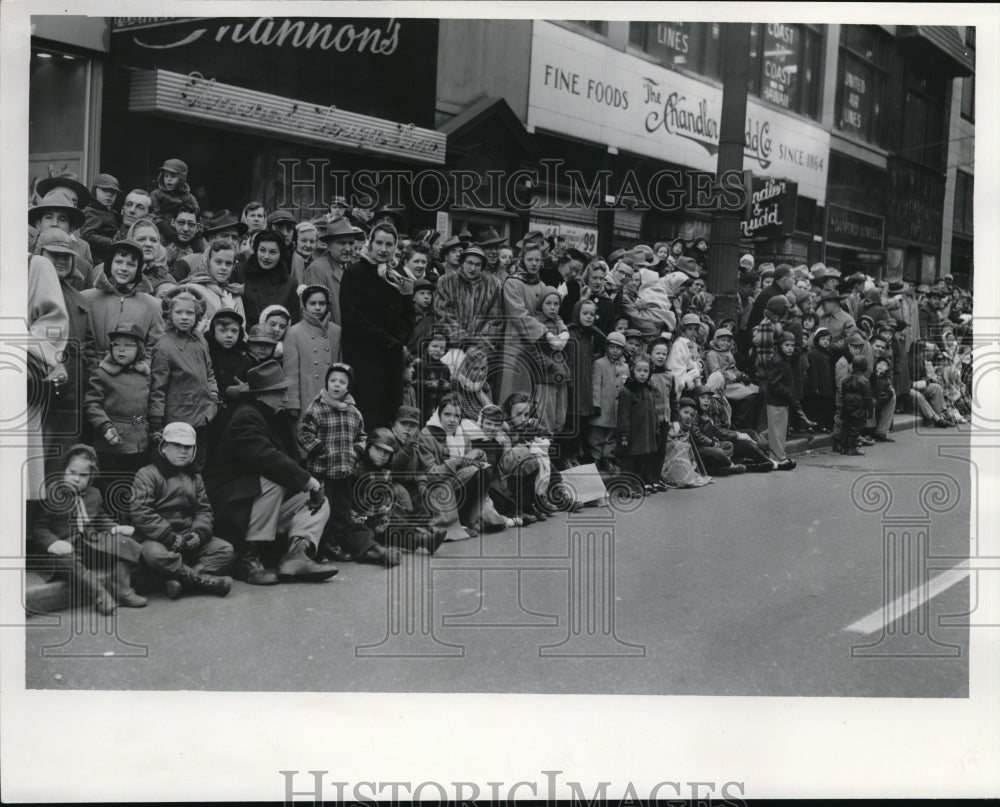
<box><xmin>22</xmin><ymin>414</ymin><xmax>923</xmax><ymax>615</ymax></box>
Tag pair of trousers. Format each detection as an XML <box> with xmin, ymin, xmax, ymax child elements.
<box><xmin>620</xmin><ymin>453</ymin><xmax>656</xmax><ymax>487</ymax></box>
<box><xmin>140</xmin><ymin>536</ymin><xmax>235</xmax><ymax>576</ymax></box>
<box><xmin>536</xmin><ymin>383</ymin><xmax>568</xmax><ymax>435</ymax></box>
<box><xmin>246</xmin><ymin>477</ymin><xmax>330</xmax><ymax>549</ymax></box>
<box><xmin>910</xmin><ymin>384</ymin><xmax>945</xmax><ymax>419</ymax></box>
<box><xmin>766</xmin><ymin>404</ymin><xmax>789</xmax><ymax>460</ymax></box>
<box><xmin>872</xmin><ymin>394</ymin><xmax>896</xmax><ymax>436</ymax></box>
<box><xmin>321</xmin><ymin>477</ymin><xmax>376</xmax><ymax>558</ymax></box>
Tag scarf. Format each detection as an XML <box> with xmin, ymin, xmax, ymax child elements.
<box><xmin>319</xmin><ymin>389</ymin><xmax>351</xmax><ymax>411</ymax></box>
<box><xmin>186</xmin><ymin>272</ymin><xmax>245</xmax><ymax>309</ymax></box>
<box><xmin>359</xmin><ymin>245</ymin><xmax>407</xmax><ymax>293</ymax></box>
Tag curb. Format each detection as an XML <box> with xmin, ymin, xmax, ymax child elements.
<box><xmin>22</xmin><ymin>413</ymin><xmax>926</xmax><ymax>616</ymax></box>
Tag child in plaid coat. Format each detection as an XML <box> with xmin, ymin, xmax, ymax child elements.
<box><xmin>297</xmin><ymin>362</ymin><xmax>367</xmax><ymax>561</ymax></box>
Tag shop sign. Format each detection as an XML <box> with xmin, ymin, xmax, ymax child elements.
<box><xmin>112</xmin><ymin>17</ymin><xmax>439</xmax><ymax>127</ymax></box>
<box><xmin>528</xmin><ymin>218</ymin><xmax>599</xmax><ymax>253</ymax></box>
<box><xmin>761</xmin><ymin>24</ymin><xmax>800</xmax><ymax>110</ymax></box>
<box><xmin>886</xmin><ymin>159</ymin><xmax>944</xmax><ymax>248</ymax></box>
<box><xmin>826</xmin><ymin>204</ymin><xmax>885</xmax><ymax>251</ymax></box>
<box><xmin>128</xmin><ymin>69</ymin><xmax>446</xmax><ymax>164</ymax></box>
<box><xmin>741</xmin><ymin>177</ymin><xmax>797</xmax><ymax>239</ymax></box>
<box><xmin>528</xmin><ymin>21</ymin><xmax>830</xmax><ymax>203</ymax></box>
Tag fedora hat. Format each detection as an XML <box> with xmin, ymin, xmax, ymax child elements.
<box><xmin>461</xmin><ymin>245</ymin><xmax>488</xmax><ymax>262</ymax></box>
<box><xmin>36</xmin><ymin>173</ymin><xmax>91</xmax><ymax>209</ymax></box>
<box><xmin>477</xmin><ymin>227</ymin><xmax>507</xmax><ymax>247</ymax></box>
<box><xmin>319</xmin><ymin>216</ymin><xmax>356</xmax><ymax>241</ymax></box>
<box><xmin>674</xmin><ymin>255</ymin><xmax>700</xmax><ymax>279</ymax></box>
<box><xmin>372</xmin><ymin>205</ymin><xmax>405</xmax><ymax>230</ymax></box>
<box><xmin>234</xmin><ymin>360</ymin><xmax>289</xmax><ymax>394</ymax></box>
<box><xmin>203</xmin><ymin>209</ymin><xmax>248</xmax><ymax>237</ymax></box>
<box><xmin>438</xmin><ymin>234</ymin><xmax>465</xmax><ymax>255</ymax></box>
<box><xmin>819</xmin><ymin>289</ymin><xmax>846</xmax><ymax>304</ymax></box>
<box><xmin>29</xmin><ymin>190</ymin><xmax>85</xmax><ymax>230</ymax></box>
<box><xmin>627</xmin><ymin>244</ymin><xmax>657</xmax><ymax>268</ymax></box>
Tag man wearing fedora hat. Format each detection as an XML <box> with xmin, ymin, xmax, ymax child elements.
<box><xmin>436</xmin><ymin>235</ymin><xmax>465</xmax><ymax>276</ymax></box>
<box><xmin>29</xmin><ymin>189</ymin><xmax>95</xmax><ymax>285</ymax></box>
<box><xmin>204</xmin><ymin>360</ymin><xmax>338</xmax><ymax>585</ymax></box>
<box><xmin>817</xmin><ymin>289</ymin><xmax>857</xmax><ymax>347</ymax></box>
<box><xmin>476</xmin><ymin>227</ymin><xmax>507</xmax><ymax>275</ymax></box>
<box><xmin>303</xmin><ymin>216</ymin><xmax>355</xmax><ymax>327</ymax></box>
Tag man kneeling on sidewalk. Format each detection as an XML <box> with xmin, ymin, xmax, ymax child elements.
<box><xmin>204</xmin><ymin>360</ymin><xmax>338</xmax><ymax>585</ymax></box>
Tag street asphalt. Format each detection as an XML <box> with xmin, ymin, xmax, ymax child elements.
<box><xmin>25</xmin><ymin>426</ymin><xmax>973</xmax><ymax>697</ymax></box>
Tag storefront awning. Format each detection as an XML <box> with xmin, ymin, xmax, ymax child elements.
<box><xmin>897</xmin><ymin>26</ymin><xmax>974</xmax><ymax>76</ymax></box>
<box><xmin>128</xmin><ymin>68</ymin><xmax>446</xmax><ymax>164</ymax></box>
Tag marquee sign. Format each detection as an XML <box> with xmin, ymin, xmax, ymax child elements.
<box><xmin>128</xmin><ymin>69</ymin><xmax>446</xmax><ymax>164</ymax></box>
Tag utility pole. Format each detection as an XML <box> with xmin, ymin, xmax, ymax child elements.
<box><xmin>708</xmin><ymin>23</ymin><xmax>752</xmax><ymax>326</ymax></box>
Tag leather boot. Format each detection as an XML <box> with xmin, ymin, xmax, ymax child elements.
<box><xmin>173</xmin><ymin>565</ymin><xmax>233</xmax><ymax>597</ymax></box>
<box><xmin>81</xmin><ymin>570</ymin><xmax>116</xmax><ymax>615</ymax></box>
<box><xmin>277</xmin><ymin>536</ymin><xmax>339</xmax><ymax>582</ymax></box>
<box><xmin>234</xmin><ymin>545</ymin><xmax>279</xmax><ymax>586</ymax></box>
<box><xmin>112</xmin><ymin>561</ymin><xmax>147</xmax><ymax>608</ymax></box>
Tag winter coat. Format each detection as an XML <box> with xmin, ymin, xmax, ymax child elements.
<box><xmin>131</xmin><ymin>455</ymin><xmax>213</xmax><ymax>547</ymax></box>
<box><xmin>297</xmin><ymin>389</ymin><xmax>366</xmax><ymax>480</ymax></box>
<box><xmin>416</xmin><ymin>422</ymin><xmax>478</xmax><ymax>479</ymax></box>
<box><xmin>149</xmin><ymin>183</ymin><xmax>199</xmax><ymax>222</ymax></box>
<box><xmin>414</xmin><ymin>355</ymin><xmax>452</xmax><ymax>425</ymax></box>
<box><xmin>408</xmin><ymin>307</ymin><xmax>449</xmax><ymax>357</ymax></box>
<box><xmin>29</xmin><ymin>484</ymin><xmax>139</xmax><ymax>569</ymax></box>
<box><xmin>433</xmin><ymin>270</ymin><xmax>502</xmax><ymax>342</ymax></box>
<box><xmin>204</xmin><ymin>398</ymin><xmax>312</xmax><ymax>541</ymax></box>
<box><xmin>339</xmin><ymin>253</ymin><xmax>414</xmax><ymax>428</ymax></box>
<box><xmin>56</xmin><ymin>273</ymin><xmax>93</xmax><ymax>411</ymax></box>
<box><xmin>241</xmin><ymin>255</ymin><xmax>300</xmax><ymax>330</ymax></box>
<box><xmin>667</xmin><ymin>336</ymin><xmax>702</xmax><ymax>398</ymax></box>
<box><xmin>648</xmin><ymin>366</ymin><xmax>676</xmax><ymax>423</ymax></box>
<box><xmin>499</xmin><ymin>272</ymin><xmax>548</xmax><ymax>402</ymax></box>
<box><xmin>806</xmin><ymin>344</ymin><xmax>836</xmax><ymax>398</ymax></box>
<box><xmin>80</xmin><ymin>201</ymin><xmax>121</xmax><ymax>265</ymax></box>
<box><xmin>567</xmin><ymin>318</ymin><xmax>604</xmax><ymax>418</ymax></box>
<box><xmin>302</xmin><ymin>254</ymin><xmax>344</xmax><ymax>326</ymax></box>
<box><xmin>533</xmin><ymin>300</ymin><xmax>570</xmax><ymax>385</ymax></box>
<box><xmin>590</xmin><ymin>355</ymin><xmax>626</xmax><ymax>427</ymax></box>
<box><xmin>283</xmin><ymin>313</ymin><xmax>343</xmax><ymax>412</ymax></box>
<box><xmin>617</xmin><ymin>379</ymin><xmax>658</xmax><ymax>455</ymax></box>
<box><xmin>84</xmin><ymin>356</ymin><xmax>151</xmax><ymax>454</ymax></box>
<box><xmin>82</xmin><ymin>271</ymin><xmax>164</xmax><ymax>370</ymax></box>
<box><xmin>765</xmin><ymin>353</ymin><xmax>796</xmax><ymax>407</ymax></box>
<box><xmin>841</xmin><ymin>373</ymin><xmax>873</xmax><ymax>425</ymax></box>
<box><xmin>816</xmin><ymin>307</ymin><xmax>856</xmax><ymax>346</ymax></box>
<box><xmin>390</xmin><ymin>433</ymin><xmax>429</xmax><ymax>492</ymax></box>
<box><xmin>148</xmin><ymin>329</ymin><xmax>220</xmax><ymax>428</ymax></box>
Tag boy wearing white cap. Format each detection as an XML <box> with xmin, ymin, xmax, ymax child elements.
<box><xmin>131</xmin><ymin>422</ymin><xmax>235</xmax><ymax>599</ymax></box>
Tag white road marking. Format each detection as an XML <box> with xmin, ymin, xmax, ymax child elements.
<box><xmin>844</xmin><ymin>559</ymin><xmax>971</xmax><ymax>635</ymax></box>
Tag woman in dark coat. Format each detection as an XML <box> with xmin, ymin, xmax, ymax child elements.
<box><xmin>339</xmin><ymin>222</ymin><xmax>414</xmax><ymax>428</ymax></box>
<box><xmin>241</xmin><ymin>229</ymin><xmax>300</xmax><ymax>328</ymax></box>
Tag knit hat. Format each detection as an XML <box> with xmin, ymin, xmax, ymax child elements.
<box><xmin>758</xmin><ymin>262</ymin><xmax>776</xmax><ymax>277</ymax></box>
<box><xmin>259</xmin><ymin>305</ymin><xmax>291</xmax><ymax>326</ymax></box>
<box><xmin>535</xmin><ymin>286</ymin><xmax>561</xmax><ymax>314</ymax></box>
<box><xmin>766</xmin><ymin>295</ymin><xmax>789</xmax><ymax>314</ymax></box>
<box><xmin>297</xmin><ymin>283</ymin><xmax>330</xmax><ymax>308</ymax></box>
<box><xmin>739</xmin><ymin>254</ymin><xmax>755</xmax><ymax>269</ymax></box>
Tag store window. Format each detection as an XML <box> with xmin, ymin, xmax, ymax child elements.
<box><xmin>954</xmin><ymin>171</ymin><xmax>974</xmax><ymax>237</ymax></box>
<box><xmin>29</xmin><ymin>46</ymin><xmax>91</xmax><ymax>196</ymax></box>
<box><xmin>961</xmin><ymin>28</ymin><xmax>975</xmax><ymax>122</ymax></box>
<box><xmin>835</xmin><ymin>25</ymin><xmax>890</xmax><ymax>146</ymax></box>
<box><xmin>629</xmin><ymin>22</ymin><xmax>723</xmax><ymax>80</ymax></box>
<box><xmin>747</xmin><ymin>23</ymin><xmax>824</xmax><ymax>119</ymax></box>
<box><xmin>900</xmin><ymin>68</ymin><xmax>946</xmax><ymax>169</ymax></box>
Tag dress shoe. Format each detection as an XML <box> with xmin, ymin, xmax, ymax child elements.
<box><xmin>873</xmin><ymin>433</ymin><xmax>895</xmax><ymax>443</ymax></box>
<box><xmin>164</xmin><ymin>580</ymin><xmax>183</xmax><ymax>600</ymax></box>
<box><xmin>776</xmin><ymin>458</ymin><xmax>797</xmax><ymax>470</ymax></box>
<box><xmin>277</xmin><ymin>537</ymin><xmax>339</xmax><ymax>582</ymax></box>
<box><xmin>518</xmin><ymin>511</ymin><xmax>538</xmax><ymax>526</ymax></box>
<box><xmin>234</xmin><ymin>548</ymin><xmax>279</xmax><ymax>586</ymax></box>
<box><xmin>858</xmin><ymin>436</ymin><xmax>876</xmax><ymax>446</ymax></box>
<box><xmin>358</xmin><ymin>544</ymin><xmax>402</xmax><ymax>567</ymax></box>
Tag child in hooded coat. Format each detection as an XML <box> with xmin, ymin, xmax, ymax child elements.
<box><xmin>565</xmin><ymin>298</ymin><xmax>606</xmax><ymax>465</ymax></box>
<box><xmin>149</xmin><ymin>158</ymin><xmax>200</xmax><ymax>223</ymax></box>
<box><xmin>83</xmin><ymin>322</ymin><xmax>152</xmax><ymax>517</ymax></box>
<box><xmin>413</xmin><ymin>330</ymin><xmax>453</xmax><ymax>425</ymax></box>
<box><xmin>148</xmin><ymin>288</ymin><xmax>221</xmax><ymax>471</ymax></box>
<box><xmin>532</xmin><ymin>286</ymin><xmax>571</xmax><ymax>435</ymax></box>
<box><xmin>616</xmin><ymin>355</ymin><xmax>660</xmax><ymax>495</ymax></box>
<box><xmin>804</xmin><ymin>327</ymin><xmax>836</xmax><ymax>432</ymax></box>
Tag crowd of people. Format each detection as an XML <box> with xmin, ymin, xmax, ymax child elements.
<box><xmin>25</xmin><ymin>161</ymin><xmax>975</xmax><ymax>614</ymax></box>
